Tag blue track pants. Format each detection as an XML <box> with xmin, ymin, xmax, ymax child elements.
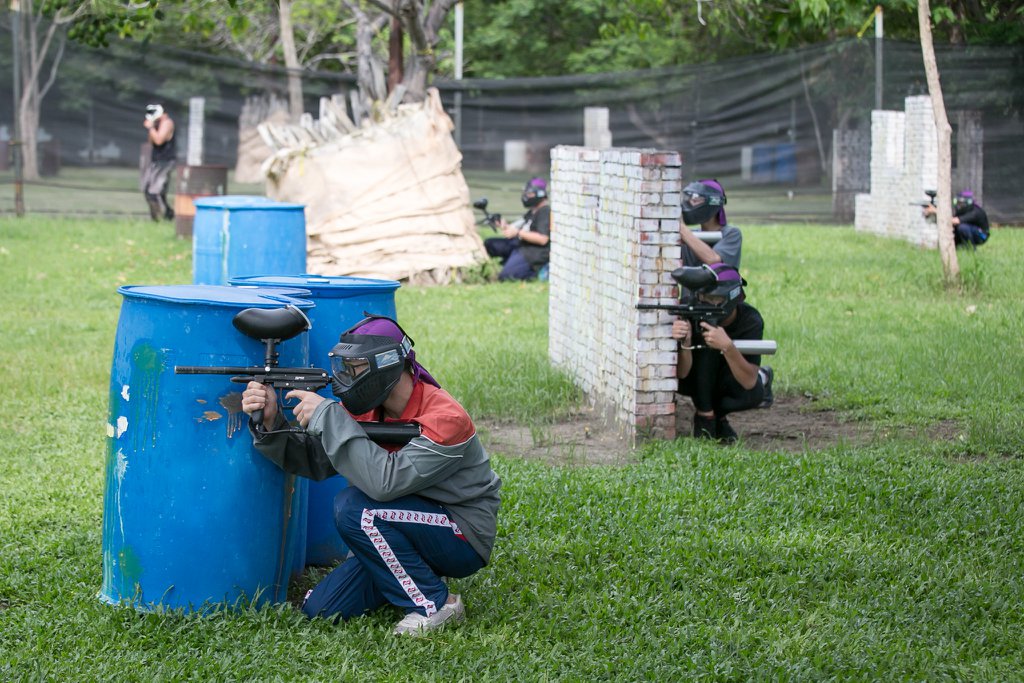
<box><xmin>301</xmin><ymin>487</ymin><xmax>484</xmax><ymax>623</ymax></box>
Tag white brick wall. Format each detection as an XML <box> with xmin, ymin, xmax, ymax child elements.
<box><xmin>549</xmin><ymin>146</ymin><xmax>683</xmax><ymax>443</ymax></box>
<box><xmin>854</xmin><ymin>96</ymin><xmax>939</xmax><ymax>248</ymax></box>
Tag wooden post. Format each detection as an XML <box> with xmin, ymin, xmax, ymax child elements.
<box><xmin>388</xmin><ymin>16</ymin><xmax>404</xmax><ymax>95</ymax></box>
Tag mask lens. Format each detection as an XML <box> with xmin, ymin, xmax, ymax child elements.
<box><xmin>685</xmin><ymin>192</ymin><xmax>706</xmax><ymax>208</ymax></box>
<box><xmin>698</xmin><ymin>292</ymin><xmax>727</xmax><ymax>306</ymax></box>
<box><xmin>330</xmin><ymin>354</ymin><xmax>369</xmax><ymax>387</ymax></box>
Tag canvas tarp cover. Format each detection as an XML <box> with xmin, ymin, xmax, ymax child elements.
<box><xmin>263</xmin><ymin>89</ymin><xmax>486</xmax><ymax>284</ymax></box>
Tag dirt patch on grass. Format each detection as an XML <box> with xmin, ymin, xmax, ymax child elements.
<box><xmin>477</xmin><ymin>394</ymin><xmax>951</xmax><ymax>466</ymax></box>
<box><xmin>477</xmin><ymin>406</ymin><xmax>637</xmax><ymax>467</ymax></box>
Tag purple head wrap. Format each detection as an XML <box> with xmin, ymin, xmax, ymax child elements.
<box><xmin>709</xmin><ymin>262</ymin><xmax>742</xmax><ymax>284</ymax></box>
<box><xmin>698</xmin><ymin>178</ymin><xmax>728</xmax><ymax>225</ymax></box>
<box><xmin>349</xmin><ymin>316</ymin><xmax>441</xmax><ymax>389</ymax></box>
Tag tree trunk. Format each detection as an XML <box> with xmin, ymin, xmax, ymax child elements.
<box><xmin>278</xmin><ymin>0</ymin><xmax>304</xmax><ymax>122</ymax></box>
<box><xmin>387</xmin><ymin>16</ymin><xmax>403</xmax><ymax>94</ymax></box>
<box><xmin>12</xmin><ymin>4</ymin><xmax>38</xmax><ymax>180</ymax></box>
<box><xmin>393</xmin><ymin>0</ymin><xmax>455</xmax><ymax>103</ymax></box>
<box><xmin>347</xmin><ymin>0</ymin><xmax>455</xmax><ymax>106</ymax></box>
<box><xmin>918</xmin><ymin>0</ymin><xmax>960</xmax><ymax>285</ymax></box>
<box><xmin>402</xmin><ymin>54</ymin><xmax>432</xmax><ymax>103</ymax></box>
<box><xmin>15</xmin><ymin>0</ymin><xmax>80</xmax><ymax>181</ymax></box>
<box><xmin>19</xmin><ymin>80</ymin><xmax>41</xmax><ymax>180</ymax></box>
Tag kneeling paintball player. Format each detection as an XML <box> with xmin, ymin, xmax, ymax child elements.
<box><xmin>672</xmin><ymin>264</ymin><xmax>774</xmax><ymax>444</ymax></box>
<box><xmin>241</xmin><ymin>314</ymin><xmax>501</xmax><ymax>636</ymax></box>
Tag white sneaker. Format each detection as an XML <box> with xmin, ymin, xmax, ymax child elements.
<box><xmin>392</xmin><ymin>594</ymin><xmax>465</xmax><ymax>636</ymax></box>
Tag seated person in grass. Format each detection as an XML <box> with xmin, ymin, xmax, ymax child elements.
<box><xmin>680</xmin><ymin>178</ymin><xmax>742</xmax><ymax>269</ymax></box>
<box><xmin>241</xmin><ymin>314</ymin><xmax>502</xmax><ymax>636</ymax></box>
<box><xmin>484</xmin><ymin>177</ymin><xmax>551</xmax><ymax>281</ymax></box>
<box><xmin>672</xmin><ymin>264</ymin><xmax>773</xmax><ymax>444</ymax></box>
<box><xmin>923</xmin><ymin>189</ymin><xmax>991</xmax><ymax>248</ymax></box>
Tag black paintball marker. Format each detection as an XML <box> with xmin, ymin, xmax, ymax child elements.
<box><xmin>473</xmin><ymin>198</ymin><xmax>502</xmax><ymax>232</ymax></box>
<box><xmin>910</xmin><ymin>189</ymin><xmax>938</xmax><ymax>210</ymax></box>
<box><xmin>913</xmin><ymin>189</ymin><xmax>937</xmax><ymax>222</ymax></box>
<box><xmin>636</xmin><ymin>266</ymin><xmax>777</xmax><ymax>355</ymax></box>
<box><xmin>174</xmin><ymin>305</ymin><xmax>421</xmax><ymax>445</ymax></box>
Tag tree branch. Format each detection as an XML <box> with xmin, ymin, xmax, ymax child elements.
<box><xmin>362</xmin><ymin>0</ymin><xmax>400</xmax><ymax>20</ymax></box>
<box><xmin>38</xmin><ymin>33</ymin><xmax>66</xmax><ymax>100</ymax></box>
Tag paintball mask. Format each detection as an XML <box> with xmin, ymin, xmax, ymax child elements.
<box><xmin>673</xmin><ymin>263</ymin><xmax>746</xmax><ymax>321</ymax></box>
<box><xmin>145</xmin><ymin>104</ymin><xmax>164</xmax><ymax>122</ymax></box>
<box><xmin>682</xmin><ymin>179</ymin><xmax>727</xmax><ymax>226</ymax></box>
<box><xmin>955</xmin><ymin>190</ymin><xmax>975</xmax><ymax>210</ymax></box>
<box><xmin>329</xmin><ymin>330</ymin><xmax>410</xmax><ymax>415</ymax></box>
<box><xmin>521</xmin><ymin>177</ymin><xmax>548</xmax><ymax>208</ymax></box>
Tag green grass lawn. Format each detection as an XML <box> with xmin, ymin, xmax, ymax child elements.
<box><xmin>1</xmin><ymin>216</ymin><xmax>1023</xmax><ymax>680</ymax></box>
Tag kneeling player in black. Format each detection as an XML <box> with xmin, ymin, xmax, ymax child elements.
<box><xmin>672</xmin><ymin>264</ymin><xmax>773</xmax><ymax>444</ymax></box>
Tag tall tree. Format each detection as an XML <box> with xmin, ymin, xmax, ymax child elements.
<box><xmin>917</xmin><ymin>0</ymin><xmax>959</xmax><ymax>284</ymax></box>
<box><xmin>277</xmin><ymin>0</ymin><xmax>303</xmax><ymax>120</ymax></box>
<box><xmin>362</xmin><ymin>0</ymin><xmax>459</xmax><ymax>103</ymax></box>
<box><xmin>11</xmin><ymin>0</ymin><xmax>90</xmax><ymax>180</ymax></box>
<box><xmin>9</xmin><ymin>0</ymin><xmax>156</xmax><ymax>180</ymax></box>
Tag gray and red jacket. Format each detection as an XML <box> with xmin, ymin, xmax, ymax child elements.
<box><xmin>252</xmin><ymin>380</ymin><xmax>502</xmax><ymax>564</ymax></box>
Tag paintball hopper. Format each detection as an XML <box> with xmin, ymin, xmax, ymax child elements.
<box><xmin>232</xmin><ymin>305</ymin><xmax>311</xmax><ymax>344</ymax></box>
<box><xmin>671</xmin><ymin>265</ymin><xmax>718</xmax><ymax>292</ymax></box>
<box><xmin>911</xmin><ymin>189</ymin><xmax>938</xmax><ymax>211</ymax></box>
<box><xmin>472</xmin><ymin>197</ymin><xmax>501</xmax><ymax>230</ymax></box>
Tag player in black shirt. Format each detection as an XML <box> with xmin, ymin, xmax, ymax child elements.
<box><xmin>483</xmin><ymin>178</ymin><xmax>551</xmax><ymax>281</ymax></box>
<box><xmin>671</xmin><ymin>264</ymin><xmax>773</xmax><ymax>444</ymax></box>
<box><xmin>923</xmin><ymin>189</ymin><xmax>990</xmax><ymax>248</ymax></box>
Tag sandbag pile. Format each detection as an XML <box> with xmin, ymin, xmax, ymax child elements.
<box><xmin>258</xmin><ymin>88</ymin><xmax>486</xmax><ymax>285</ymax></box>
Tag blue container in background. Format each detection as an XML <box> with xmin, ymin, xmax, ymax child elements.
<box><xmin>192</xmin><ymin>196</ymin><xmax>307</xmax><ymax>286</ymax></box>
<box><xmin>750</xmin><ymin>143</ymin><xmax>797</xmax><ymax>184</ymax></box>
<box><xmin>229</xmin><ymin>274</ymin><xmax>401</xmax><ymax>567</ymax></box>
<box><xmin>100</xmin><ymin>285</ymin><xmax>313</xmax><ymax>612</ymax></box>
<box><xmin>773</xmin><ymin>143</ymin><xmax>797</xmax><ymax>183</ymax></box>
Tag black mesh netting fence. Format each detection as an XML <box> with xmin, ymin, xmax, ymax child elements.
<box><xmin>1</xmin><ymin>23</ymin><xmax>1022</xmax><ymax>223</ymax></box>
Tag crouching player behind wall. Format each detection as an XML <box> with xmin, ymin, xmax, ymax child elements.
<box><xmin>241</xmin><ymin>314</ymin><xmax>502</xmax><ymax>636</ymax></box>
<box><xmin>672</xmin><ymin>264</ymin><xmax>774</xmax><ymax>444</ymax></box>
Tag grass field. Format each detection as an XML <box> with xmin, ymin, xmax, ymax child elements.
<box><xmin>1</xmin><ymin>215</ymin><xmax>1023</xmax><ymax>680</ymax></box>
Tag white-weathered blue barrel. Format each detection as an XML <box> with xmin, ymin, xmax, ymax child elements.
<box><xmin>99</xmin><ymin>285</ymin><xmax>313</xmax><ymax>612</ymax></box>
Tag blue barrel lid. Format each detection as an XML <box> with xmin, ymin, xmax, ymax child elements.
<box><xmin>230</xmin><ymin>285</ymin><xmax>314</xmax><ymax>300</ymax></box>
<box><xmin>192</xmin><ymin>195</ymin><xmax>305</xmax><ymax>211</ymax></box>
<box><xmin>228</xmin><ymin>274</ymin><xmax>400</xmax><ymax>297</ymax></box>
<box><xmin>118</xmin><ymin>284</ymin><xmax>314</xmax><ymax>309</ymax></box>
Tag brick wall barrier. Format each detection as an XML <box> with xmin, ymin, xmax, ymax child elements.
<box><xmin>548</xmin><ymin>145</ymin><xmax>684</xmax><ymax>444</ymax></box>
<box><xmin>854</xmin><ymin>95</ymin><xmax>940</xmax><ymax>247</ymax></box>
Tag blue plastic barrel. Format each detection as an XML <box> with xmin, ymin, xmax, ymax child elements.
<box><xmin>229</xmin><ymin>274</ymin><xmax>401</xmax><ymax>566</ymax></box>
<box><xmin>100</xmin><ymin>285</ymin><xmax>313</xmax><ymax>613</ymax></box>
<box><xmin>773</xmin><ymin>143</ymin><xmax>797</xmax><ymax>183</ymax></box>
<box><xmin>192</xmin><ymin>196</ymin><xmax>307</xmax><ymax>286</ymax></box>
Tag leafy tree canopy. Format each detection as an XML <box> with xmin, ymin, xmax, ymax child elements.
<box><xmin>458</xmin><ymin>0</ymin><xmax>1024</xmax><ymax>78</ymax></box>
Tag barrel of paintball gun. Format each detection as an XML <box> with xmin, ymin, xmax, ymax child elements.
<box><xmin>360</xmin><ymin>421</ymin><xmax>421</xmax><ymax>445</ymax></box>
<box><xmin>733</xmin><ymin>340</ymin><xmax>777</xmax><ymax>355</ymax></box>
